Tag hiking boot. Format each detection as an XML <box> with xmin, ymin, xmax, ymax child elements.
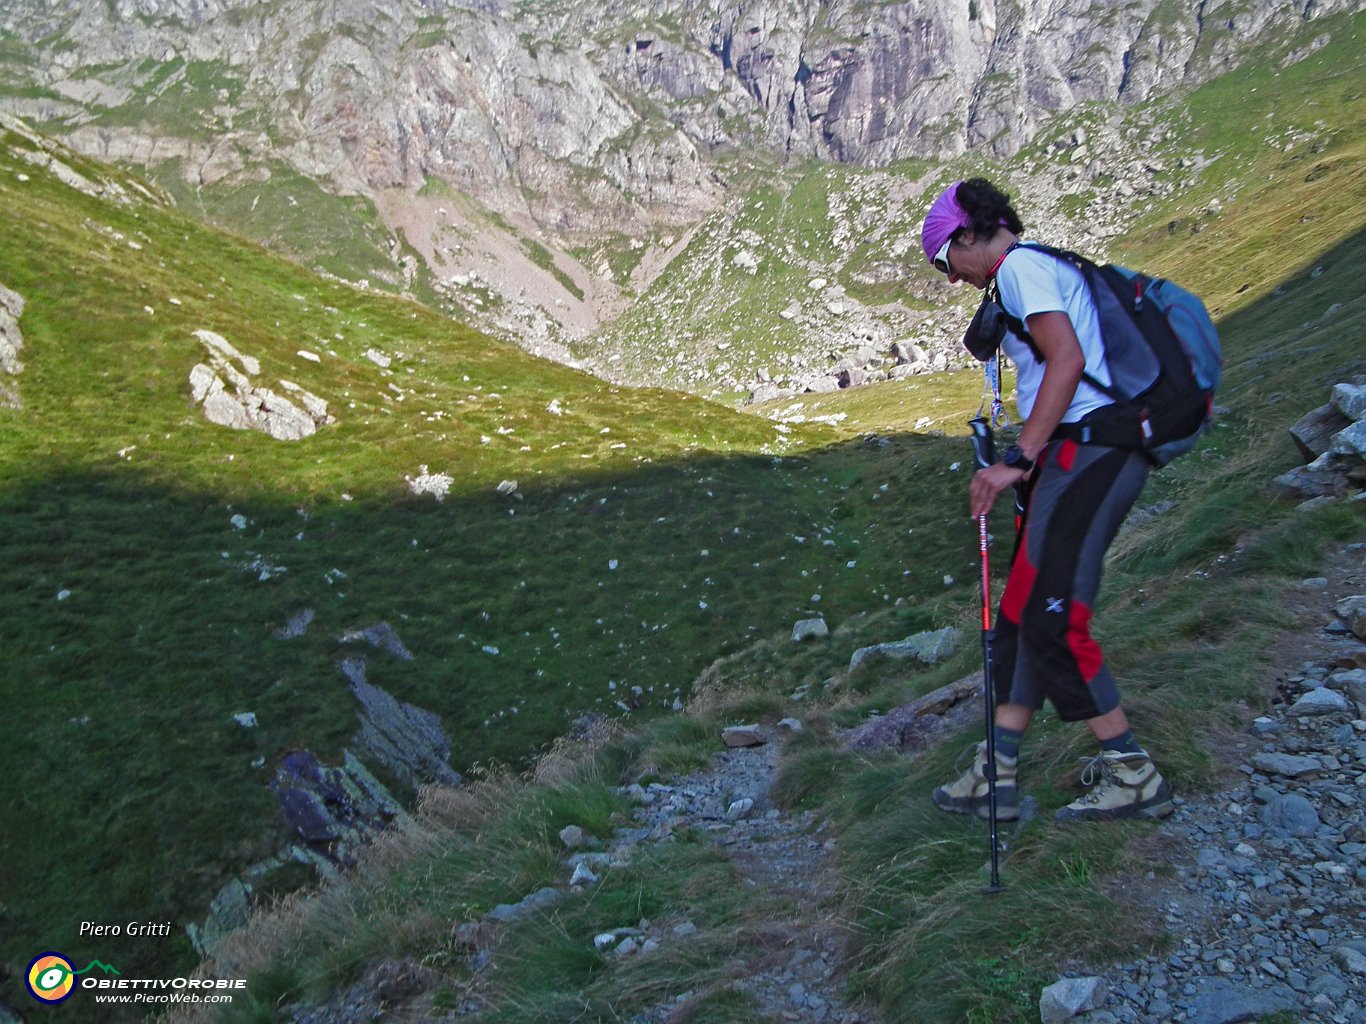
<box><xmin>1055</xmin><ymin>750</ymin><xmax>1173</xmax><ymax>822</ymax></box>
<box><xmin>932</xmin><ymin>741</ymin><xmax>1019</xmax><ymax>821</ymax></box>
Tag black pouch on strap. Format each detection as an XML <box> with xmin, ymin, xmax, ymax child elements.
<box><xmin>963</xmin><ymin>294</ymin><xmax>1009</xmax><ymax>362</ymax></box>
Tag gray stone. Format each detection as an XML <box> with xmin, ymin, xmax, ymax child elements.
<box><xmin>1341</xmin><ymin>599</ymin><xmax>1366</xmax><ymax>640</ymax></box>
<box><xmin>339</xmin><ymin>622</ymin><xmax>414</xmax><ymax>660</ymax></box>
<box><xmin>1182</xmin><ymin>977</ymin><xmax>1298</xmax><ymax>1024</ymax></box>
<box><xmin>1040</xmin><ymin>976</ymin><xmax>1107</xmax><ymax>1023</ymax></box>
<box><xmin>842</xmin><ymin>673</ymin><xmax>982</xmax><ymax>753</ymax></box>
<box><xmin>345</xmin><ymin>658</ymin><xmax>463</xmax><ymax>787</ymax></box>
<box><xmin>1310</xmin><ymin>973</ymin><xmax>1349</xmax><ymax>1000</ymax></box>
<box><xmin>849</xmin><ymin>627</ymin><xmax>960</xmax><ymax>671</ymax></box>
<box><xmin>559</xmin><ymin>825</ymin><xmax>588</xmax><ymax>849</ymax></box>
<box><xmin>1336</xmin><ymin>946</ymin><xmax>1366</xmax><ymax>975</ymax></box>
<box><xmin>488</xmin><ymin>887</ymin><xmax>563</xmax><ymax>923</ymax></box>
<box><xmin>1290</xmin><ymin>402</ymin><xmax>1352</xmax><ymax>461</ymax></box>
<box><xmin>1271</xmin><ymin>465</ymin><xmax>1338</xmax><ymax>499</ymax></box>
<box><xmin>1251</xmin><ymin>752</ymin><xmax>1322</xmax><ymax>777</ymax></box>
<box><xmin>1288</xmin><ymin>688</ymin><xmax>1352</xmax><ymax>716</ymax></box>
<box><xmin>569</xmin><ymin>863</ymin><xmax>598</xmax><ymax>887</ymax></box>
<box><xmin>1330</xmin><ymin>420</ymin><xmax>1366</xmax><ymax>457</ymax></box>
<box><xmin>725</xmin><ymin>797</ymin><xmax>755</xmax><ymax>819</ymax></box>
<box><xmin>722</xmin><ymin>724</ymin><xmax>765</xmax><ymax>748</ymax></box>
<box><xmin>275</xmin><ymin>608</ymin><xmax>316</xmax><ymax>639</ymax></box>
<box><xmin>1261</xmin><ymin>794</ymin><xmax>1321</xmax><ymax>836</ymax></box>
<box><xmin>187</xmin><ymin>876</ymin><xmax>253</xmax><ymax>956</ymax></box>
<box><xmin>1333</xmin><ymin>382</ymin><xmax>1366</xmax><ymax>421</ymax></box>
<box><xmin>791</xmin><ymin>617</ymin><xmax>829</xmax><ymax>642</ymax></box>
<box><xmin>1330</xmin><ymin>669</ymin><xmax>1366</xmax><ymax>707</ymax></box>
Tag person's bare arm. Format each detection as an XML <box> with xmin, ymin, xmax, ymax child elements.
<box><xmin>970</xmin><ymin>311</ymin><xmax>1085</xmax><ymax>518</ymax></box>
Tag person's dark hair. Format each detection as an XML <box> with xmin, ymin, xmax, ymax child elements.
<box><xmin>955</xmin><ymin>178</ymin><xmax>1024</xmax><ymax>239</ymax></box>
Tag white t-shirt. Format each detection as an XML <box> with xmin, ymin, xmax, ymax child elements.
<box><xmin>995</xmin><ymin>246</ymin><xmax>1113</xmax><ymax>424</ymax></box>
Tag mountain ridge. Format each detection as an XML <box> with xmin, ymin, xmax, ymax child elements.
<box><xmin>0</xmin><ymin>0</ymin><xmax>1352</xmax><ymax>381</ymax></box>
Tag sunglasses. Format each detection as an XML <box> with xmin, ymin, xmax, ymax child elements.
<box><xmin>932</xmin><ymin>237</ymin><xmax>953</xmax><ymax>275</ymax></box>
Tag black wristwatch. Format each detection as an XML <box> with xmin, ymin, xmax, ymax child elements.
<box><xmin>1001</xmin><ymin>445</ymin><xmax>1034</xmax><ymax>472</ymax></box>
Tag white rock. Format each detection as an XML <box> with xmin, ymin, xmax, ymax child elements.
<box><xmin>1040</xmin><ymin>976</ymin><xmax>1107</xmax><ymax>1023</ymax></box>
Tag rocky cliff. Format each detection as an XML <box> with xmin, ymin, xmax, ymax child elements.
<box><xmin>0</xmin><ymin>0</ymin><xmax>1351</xmax><ymax>380</ymax></box>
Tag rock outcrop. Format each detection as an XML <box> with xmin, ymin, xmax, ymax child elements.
<box><xmin>0</xmin><ymin>1</ymin><xmax>1353</xmax><ymax>386</ymax></box>
<box><xmin>0</xmin><ymin>281</ymin><xmax>26</xmax><ymax>409</ymax></box>
<box><xmin>188</xmin><ymin>329</ymin><xmax>334</xmax><ymax>440</ymax></box>
<box><xmin>1275</xmin><ymin>378</ymin><xmax>1366</xmax><ymax>501</ymax></box>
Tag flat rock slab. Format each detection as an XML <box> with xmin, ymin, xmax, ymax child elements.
<box><xmin>1181</xmin><ymin>977</ymin><xmax>1297</xmax><ymax>1024</ymax></box>
<box><xmin>722</xmin><ymin>724</ymin><xmax>766</xmax><ymax>748</ymax></box>
<box><xmin>1251</xmin><ymin>752</ymin><xmax>1322</xmax><ymax>778</ymax></box>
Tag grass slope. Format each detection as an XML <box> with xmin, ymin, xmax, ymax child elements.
<box><xmin>156</xmin><ymin>12</ymin><xmax>1364</xmax><ymax>1024</ymax></box>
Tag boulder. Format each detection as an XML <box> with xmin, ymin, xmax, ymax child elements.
<box><xmin>722</xmin><ymin>724</ymin><xmax>765</xmax><ymax>748</ymax></box>
<box><xmin>189</xmin><ymin>329</ymin><xmax>334</xmax><ymax>441</ymax></box>
<box><xmin>1336</xmin><ymin>595</ymin><xmax>1366</xmax><ymax>640</ymax></box>
<box><xmin>1287</xmin><ymin>688</ymin><xmax>1351</xmax><ymax>717</ymax></box>
<box><xmin>344</xmin><ymin>658</ymin><xmax>463</xmax><ymax>788</ymax></box>
<box><xmin>849</xmin><ymin>627</ymin><xmax>960</xmax><ymax>672</ymax></box>
<box><xmin>1332</xmin><ymin>382</ymin><xmax>1366</xmax><ymax>421</ymax></box>
<box><xmin>1330</xmin><ymin>419</ymin><xmax>1366</xmax><ymax>457</ymax></box>
<box><xmin>791</xmin><ymin>617</ymin><xmax>829</xmax><ymax>642</ymax></box>
<box><xmin>1289</xmin><ymin>402</ymin><xmax>1350</xmax><ymax>461</ymax></box>
<box><xmin>844</xmin><ymin>673</ymin><xmax>983</xmax><ymax>753</ymax></box>
<box><xmin>1039</xmin><ymin>976</ymin><xmax>1107</xmax><ymax>1022</ymax></box>
<box><xmin>1259</xmin><ymin>793</ymin><xmax>1320</xmax><ymax>836</ymax></box>
<box><xmin>270</xmin><ymin>749</ymin><xmax>401</xmax><ymax>862</ymax></box>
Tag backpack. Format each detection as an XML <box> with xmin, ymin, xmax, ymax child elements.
<box><xmin>980</xmin><ymin>242</ymin><xmax>1222</xmax><ymax>467</ymax></box>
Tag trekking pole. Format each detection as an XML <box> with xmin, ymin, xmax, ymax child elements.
<box><xmin>967</xmin><ymin>416</ymin><xmax>1004</xmax><ymax>894</ymax></box>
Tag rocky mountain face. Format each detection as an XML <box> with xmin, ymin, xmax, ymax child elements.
<box><xmin>0</xmin><ymin>0</ymin><xmax>1349</xmax><ymax>385</ymax></box>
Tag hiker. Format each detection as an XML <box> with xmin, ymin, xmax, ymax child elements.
<box><xmin>920</xmin><ymin>178</ymin><xmax>1174</xmax><ymax>822</ymax></box>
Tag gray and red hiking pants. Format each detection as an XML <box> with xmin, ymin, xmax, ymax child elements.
<box><xmin>990</xmin><ymin>439</ymin><xmax>1150</xmax><ymax>722</ymax></box>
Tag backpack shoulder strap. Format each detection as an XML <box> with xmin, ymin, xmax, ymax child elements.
<box><xmin>990</xmin><ymin>242</ymin><xmax>1124</xmax><ymax>404</ymax></box>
